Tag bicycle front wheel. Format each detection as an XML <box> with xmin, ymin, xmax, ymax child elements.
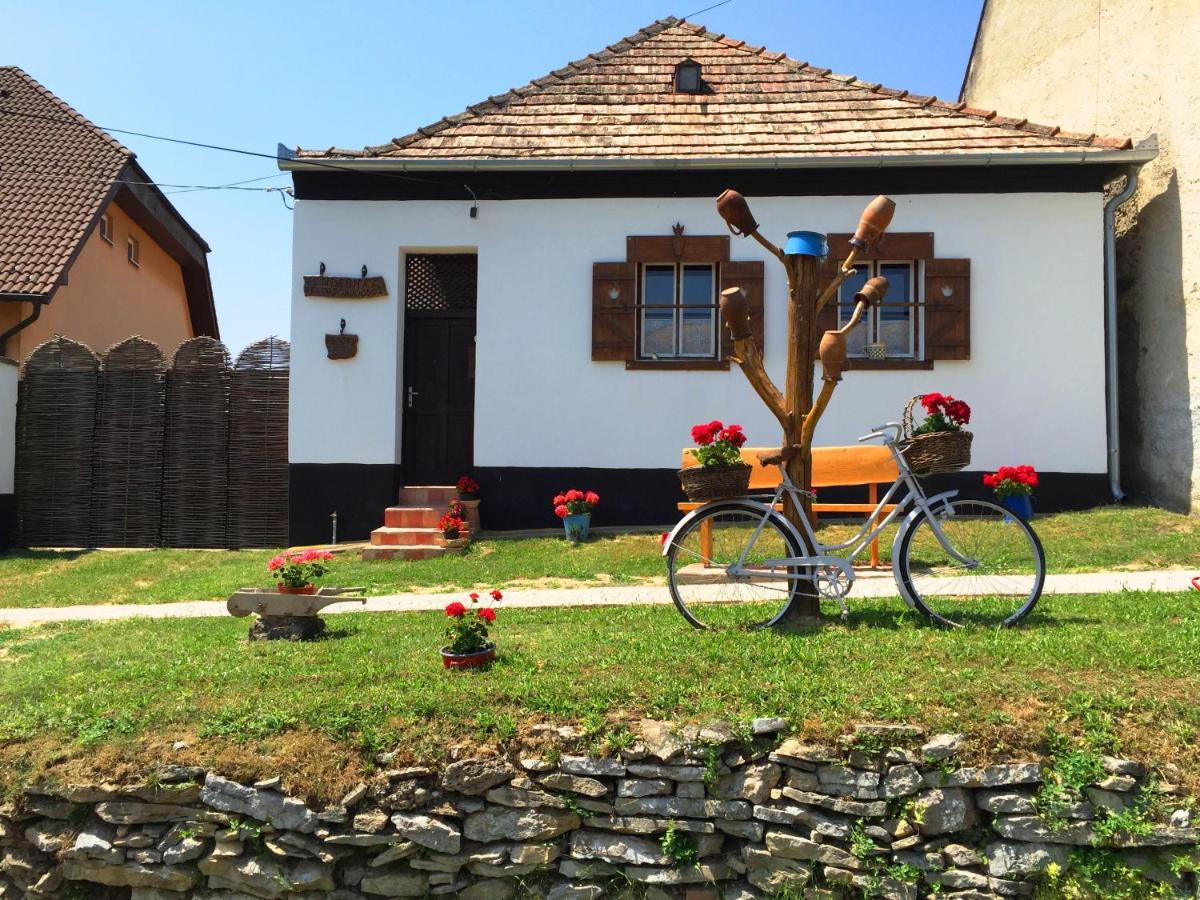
<box><xmin>897</xmin><ymin>499</ymin><xmax>1045</xmax><ymax>627</ymax></box>
<box><xmin>666</xmin><ymin>502</ymin><xmax>806</xmax><ymax>630</ymax></box>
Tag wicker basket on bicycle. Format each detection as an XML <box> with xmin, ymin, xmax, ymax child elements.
<box><xmin>678</xmin><ymin>462</ymin><xmax>752</xmax><ymax>502</ymax></box>
<box><xmin>898</xmin><ymin>395</ymin><xmax>973</xmax><ymax>475</ymax></box>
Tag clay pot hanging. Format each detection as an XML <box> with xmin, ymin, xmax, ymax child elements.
<box><xmin>716</xmin><ymin>189</ymin><xmax>759</xmax><ymax>236</ymax></box>
<box><xmin>719</xmin><ymin>286</ymin><xmax>752</xmax><ymax>341</ymax></box>
<box><xmin>850</xmin><ymin>196</ymin><xmax>897</xmax><ymax>250</ymax></box>
<box><xmin>819</xmin><ymin>331</ymin><xmax>849</xmax><ymax>382</ymax></box>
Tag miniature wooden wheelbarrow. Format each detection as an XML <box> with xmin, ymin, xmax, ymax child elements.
<box><xmin>227</xmin><ymin>587</ymin><xmax>367</xmax><ymax>641</ymax></box>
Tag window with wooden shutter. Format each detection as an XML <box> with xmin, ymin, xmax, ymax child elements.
<box><xmin>591</xmin><ymin>262</ymin><xmax>636</xmax><ymax>361</ymax></box>
<box><xmin>924</xmin><ymin>258</ymin><xmax>971</xmax><ymax>360</ymax></box>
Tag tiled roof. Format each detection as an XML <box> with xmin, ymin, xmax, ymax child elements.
<box><xmin>0</xmin><ymin>66</ymin><xmax>131</xmax><ymax>297</ymax></box>
<box><xmin>296</xmin><ymin>18</ymin><xmax>1132</xmax><ymax>162</ymax></box>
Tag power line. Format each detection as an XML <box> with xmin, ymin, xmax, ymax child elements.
<box><xmin>680</xmin><ymin>0</ymin><xmax>734</xmax><ymax>20</ymax></box>
<box><xmin>0</xmin><ymin>166</ymin><xmax>289</xmax><ymax>192</ymax></box>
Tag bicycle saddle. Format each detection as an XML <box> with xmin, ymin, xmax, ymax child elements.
<box><xmin>757</xmin><ymin>445</ymin><xmax>800</xmax><ymax>467</ymax></box>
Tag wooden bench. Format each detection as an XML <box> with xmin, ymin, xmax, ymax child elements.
<box><xmin>678</xmin><ymin>445</ymin><xmax>900</xmax><ymax>568</ymax></box>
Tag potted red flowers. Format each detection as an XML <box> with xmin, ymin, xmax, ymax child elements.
<box><xmin>438</xmin><ymin>511</ymin><xmax>469</xmax><ymax>552</ymax></box>
<box><xmin>441</xmin><ymin>589</ymin><xmax>502</xmax><ymax>669</ymax></box>
<box><xmin>679</xmin><ymin>420</ymin><xmax>751</xmax><ymax>501</ymax></box>
<box><xmin>553</xmin><ymin>489</ymin><xmax>599</xmax><ymax>542</ymax></box>
<box><xmin>267</xmin><ymin>549</ymin><xmax>334</xmax><ymax>594</ymax></box>
<box><xmin>899</xmin><ymin>393</ymin><xmax>973</xmax><ymax>475</ymax></box>
<box><xmin>455</xmin><ymin>475</ymin><xmax>481</xmax><ymax>532</ymax></box>
<box><xmin>456</xmin><ymin>475</ymin><xmax>479</xmax><ymax>501</ymax></box>
<box><xmin>984</xmin><ymin>465</ymin><xmax>1039</xmax><ymax>521</ymax></box>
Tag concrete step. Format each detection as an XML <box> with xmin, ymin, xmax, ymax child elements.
<box><xmin>370</xmin><ymin>526</ymin><xmax>472</xmax><ymax>547</ymax></box>
<box><xmin>383</xmin><ymin>506</ymin><xmax>441</xmax><ymax>528</ymax></box>
<box><xmin>361</xmin><ymin>545</ymin><xmax>445</xmax><ymax>561</ymax></box>
<box><xmin>398</xmin><ymin>485</ymin><xmax>458</xmax><ymax>506</ymax></box>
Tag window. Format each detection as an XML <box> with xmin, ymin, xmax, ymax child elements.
<box><xmin>836</xmin><ymin>261</ymin><xmax>916</xmax><ymax>358</ymax></box>
<box><xmin>674</xmin><ymin>60</ymin><xmax>703</xmax><ymax>93</ymax></box>
<box><xmin>639</xmin><ymin>262</ymin><xmax>717</xmax><ymax>359</ymax></box>
<box><xmin>126</xmin><ymin>236</ymin><xmax>140</xmax><ymax>267</ymax></box>
<box><xmin>99</xmin><ymin>211</ymin><xmax>113</xmax><ymax>244</ymax></box>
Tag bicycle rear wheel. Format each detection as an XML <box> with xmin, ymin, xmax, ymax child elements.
<box><xmin>666</xmin><ymin>502</ymin><xmax>805</xmax><ymax>630</ymax></box>
<box><xmin>897</xmin><ymin>498</ymin><xmax>1045</xmax><ymax>627</ymax></box>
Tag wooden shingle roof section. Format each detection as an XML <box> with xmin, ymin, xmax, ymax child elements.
<box><xmin>0</xmin><ymin>66</ymin><xmax>130</xmax><ymax>297</ymax></box>
<box><xmin>296</xmin><ymin>18</ymin><xmax>1133</xmax><ymax>162</ymax></box>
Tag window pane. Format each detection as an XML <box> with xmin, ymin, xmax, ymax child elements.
<box><xmin>680</xmin><ymin>265</ymin><xmax>714</xmax><ymax>356</ymax></box>
<box><xmin>642</xmin><ymin>265</ymin><xmax>676</xmax><ymax>357</ymax></box>
<box><xmin>878</xmin><ymin>263</ymin><xmax>913</xmax><ymax>356</ymax></box>
<box><xmin>837</xmin><ymin>264</ymin><xmax>870</xmax><ymax>355</ymax></box>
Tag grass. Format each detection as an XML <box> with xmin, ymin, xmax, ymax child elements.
<box><xmin>1</xmin><ymin>590</ymin><xmax>1198</xmax><ymax>801</ymax></box>
<box><xmin>0</xmin><ymin>505</ymin><xmax>1195</xmax><ymax>610</ymax></box>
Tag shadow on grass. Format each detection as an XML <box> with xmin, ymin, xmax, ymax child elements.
<box><xmin>765</xmin><ymin>605</ymin><xmax>1097</xmax><ymax>634</ymax></box>
<box><xmin>0</xmin><ymin>548</ymin><xmax>92</xmax><ymax>563</ymax></box>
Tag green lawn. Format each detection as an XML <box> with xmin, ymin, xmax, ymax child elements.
<box><xmin>2</xmin><ymin>592</ymin><xmax>1198</xmax><ymax>801</ymax></box>
<box><xmin>0</xmin><ymin>505</ymin><xmax>1194</xmax><ymax>609</ymax></box>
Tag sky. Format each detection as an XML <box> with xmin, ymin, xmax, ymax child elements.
<box><xmin>6</xmin><ymin>0</ymin><xmax>984</xmax><ymax>356</ymax></box>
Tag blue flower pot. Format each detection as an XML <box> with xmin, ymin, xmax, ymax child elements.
<box><xmin>784</xmin><ymin>230</ymin><xmax>828</xmax><ymax>258</ymax></box>
<box><xmin>1000</xmin><ymin>495</ymin><xmax>1034</xmax><ymax>522</ymax></box>
<box><xmin>563</xmin><ymin>513</ymin><xmax>591</xmax><ymax>542</ymax></box>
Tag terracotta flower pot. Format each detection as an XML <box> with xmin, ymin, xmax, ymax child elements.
<box><xmin>276</xmin><ymin>584</ymin><xmax>317</xmax><ymax>595</ymax></box>
<box><xmin>441</xmin><ymin>642</ymin><xmax>496</xmax><ymax>669</ymax></box>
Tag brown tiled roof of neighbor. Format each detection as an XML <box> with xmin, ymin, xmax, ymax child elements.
<box><xmin>0</xmin><ymin>66</ymin><xmax>131</xmax><ymax>297</ymax></box>
<box><xmin>296</xmin><ymin>18</ymin><xmax>1132</xmax><ymax>162</ymax></box>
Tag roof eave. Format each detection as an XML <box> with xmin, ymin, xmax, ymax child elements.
<box><xmin>279</xmin><ymin>147</ymin><xmax>1157</xmax><ymax>174</ymax></box>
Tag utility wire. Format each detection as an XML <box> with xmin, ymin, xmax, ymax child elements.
<box><xmin>679</xmin><ymin>0</ymin><xmax>734</xmax><ymax>20</ymax></box>
<box><xmin>0</xmin><ymin>166</ymin><xmax>289</xmax><ymax>192</ymax></box>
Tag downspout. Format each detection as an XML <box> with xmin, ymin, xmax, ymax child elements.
<box><xmin>0</xmin><ymin>297</ymin><xmax>44</xmax><ymax>358</ymax></box>
<box><xmin>1102</xmin><ymin>165</ymin><xmax>1141</xmax><ymax>502</ymax></box>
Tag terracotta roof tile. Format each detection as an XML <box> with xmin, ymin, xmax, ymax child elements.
<box><xmin>0</xmin><ymin>66</ymin><xmax>131</xmax><ymax>296</ymax></box>
<box><xmin>297</xmin><ymin>18</ymin><xmax>1133</xmax><ymax>162</ymax></box>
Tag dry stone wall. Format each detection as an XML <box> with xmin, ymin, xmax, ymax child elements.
<box><xmin>1</xmin><ymin>721</ymin><xmax>1197</xmax><ymax>898</ymax></box>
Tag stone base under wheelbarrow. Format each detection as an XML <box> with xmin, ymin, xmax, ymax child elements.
<box><xmin>226</xmin><ymin>587</ymin><xmax>366</xmax><ymax>641</ymax></box>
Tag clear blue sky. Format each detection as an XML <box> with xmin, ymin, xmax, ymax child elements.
<box><xmin>7</xmin><ymin>0</ymin><xmax>983</xmax><ymax>355</ymax></box>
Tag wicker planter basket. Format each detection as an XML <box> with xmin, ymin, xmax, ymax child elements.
<box><xmin>678</xmin><ymin>463</ymin><xmax>752</xmax><ymax>501</ymax></box>
<box><xmin>899</xmin><ymin>395</ymin><xmax>973</xmax><ymax>475</ymax></box>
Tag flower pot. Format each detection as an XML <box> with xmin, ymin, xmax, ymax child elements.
<box><xmin>678</xmin><ymin>463</ymin><xmax>752</xmax><ymax>501</ymax></box>
<box><xmin>563</xmin><ymin>513</ymin><xmax>591</xmax><ymax>543</ymax></box>
<box><xmin>457</xmin><ymin>491</ymin><xmax>478</xmax><ymax>501</ymax></box>
<box><xmin>1000</xmin><ymin>495</ymin><xmax>1034</xmax><ymax>522</ymax></box>
<box><xmin>865</xmin><ymin>341</ymin><xmax>887</xmax><ymax>360</ymax></box>
<box><xmin>441</xmin><ymin>642</ymin><xmax>496</xmax><ymax>669</ymax></box>
<box><xmin>458</xmin><ymin>498</ymin><xmax>481</xmax><ymax>533</ymax></box>
<box><xmin>439</xmin><ymin>534</ymin><xmax>469</xmax><ymax>553</ymax></box>
<box><xmin>784</xmin><ymin>230</ymin><xmax>828</xmax><ymax>258</ymax></box>
<box><xmin>276</xmin><ymin>584</ymin><xmax>317</xmax><ymax>595</ymax></box>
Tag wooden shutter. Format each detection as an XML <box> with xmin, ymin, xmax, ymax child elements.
<box><xmin>591</xmin><ymin>262</ymin><xmax>637</xmax><ymax>361</ymax></box>
<box><xmin>923</xmin><ymin>259</ymin><xmax>971</xmax><ymax>360</ymax></box>
<box><xmin>719</xmin><ymin>260</ymin><xmax>765</xmax><ymax>360</ymax></box>
<box><xmin>813</xmin><ymin>256</ymin><xmax>842</xmax><ymax>352</ymax></box>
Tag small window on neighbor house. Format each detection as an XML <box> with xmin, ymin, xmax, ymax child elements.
<box><xmin>674</xmin><ymin>60</ymin><xmax>702</xmax><ymax>93</ymax></box>
<box><xmin>127</xmin><ymin>236</ymin><xmax>140</xmax><ymax>267</ymax></box>
<box><xmin>99</xmin><ymin>212</ymin><xmax>113</xmax><ymax>244</ymax></box>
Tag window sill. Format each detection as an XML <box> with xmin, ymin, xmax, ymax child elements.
<box><xmin>846</xmin><ymin>358</ymin><xmax>933</xmax><ymax>370</ymax></box>
<box><xmin>625</xmin><ymin>359</ymin><xmax>730</xmax><ymax>371</ymax></box>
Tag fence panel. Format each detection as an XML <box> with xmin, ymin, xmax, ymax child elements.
<box><xmin>228</xmin><ymin>337</ymin><xmax>290</xmax><ymax>548</ymax></box>
<box><xmin>16</xmin><ymin>337</ymin><xmax>99</xmax><ymax>547</ymax></box>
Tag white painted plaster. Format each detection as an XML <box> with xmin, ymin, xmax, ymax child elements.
<box><xmin>0</xmin><ymin>360</ymin><xmax>16</xmax><ymax>494</ymax></box>
<box><xmin>289</xmin><ymin>192</ymin><xmax>1105</xmax><ymax>474</ymax></box>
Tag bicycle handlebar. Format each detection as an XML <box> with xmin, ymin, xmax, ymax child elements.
<box><xmin>857</xmin><ymin>422</ymin><xmax>902</xmax><ymax>443</ymax></box>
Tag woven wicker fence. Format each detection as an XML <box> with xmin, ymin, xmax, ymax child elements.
<box><xmin>227</xmin><ymin>337</ymin><xmax>290</xmax><ymax>548</ymax></box>
<box><xmin>16</xmin><ymin>337</ymin><xmax>100</xmax><ymax>547</ymax></box>
<box><xmin>93</xmin><ymin>338</ymin><xmax>167</xmax><ymax>547</ymax></box>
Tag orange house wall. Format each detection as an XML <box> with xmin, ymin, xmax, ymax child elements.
<box><xmin>5</xmin><ymin>200</ymin><xmax>195</xmax><ymax>362</ymax></box>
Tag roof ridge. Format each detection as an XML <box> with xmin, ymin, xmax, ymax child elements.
<box><xmin>1</xmin><ymin>64</ymin><xmax>132</xmax><ymax>158</ymax></box>
<box><xmin>358</xmin><ymin>17</ymin><xmax>683</xmax><ymax>158</ymax></box>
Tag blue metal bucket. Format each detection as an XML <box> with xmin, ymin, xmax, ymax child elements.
<box><xmin>563</xmin><ymin>513</ymin><xmax>591</xmax><ymax>542</ymax></box>
<box><xmin>784</xmin><ymin>231</ymin><xmax>828</xmax><ymax>258</ymax></box>
<box><xmin>1000</xmin><ymin>495</ymin><xmax>1034</xmax><ymax>522</ymax></box>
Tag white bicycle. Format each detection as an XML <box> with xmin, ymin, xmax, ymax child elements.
<box><xmin>662</xmin><ymin>423</ymin><xmax>1046</xmax><ymax>629</ymax></box>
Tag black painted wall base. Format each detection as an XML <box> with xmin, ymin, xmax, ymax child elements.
<box><xmin>0</xmin><ymin>494</ymin><xmax>14</xmax><ymax>551</ymax></box>
<box><xmin>289</xmin><ymin>464</ymin><xmax>403</xmax><ymax>546</ymax></box>
<box><xmin>287</xmin><ymin>464</ymin><xmax>1111</xmax><ymax>542</ymax></box>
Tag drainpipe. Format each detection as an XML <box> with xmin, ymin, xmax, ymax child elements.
<box><xmin>0</xmin><ymin>297</ymin><xmax>44</xmax><ymax>358</ymax></box>
<box><xmin>1102</xmin><ymin>165</ymin><xmax>1141</xmax><ymax>502</ymax></box>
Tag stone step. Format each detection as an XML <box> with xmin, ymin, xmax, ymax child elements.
<box><xmin>370</xmin><ymin>526</ymin><xmax>458</xmax><ymax>547</ymax></box>
<box><xmin>383</xmin><ymin>506</ymin><xmax>441</xmax><ymax>528</ymax></box>
<box><xmin>398</xmin><ymin>485</ymin><xmax>458</xmax><ymax>506</ymax></box>
<box><xmin>361</xmin><ymin>545</ymin><xmax>445</xmax><ymax>561</ymax></box>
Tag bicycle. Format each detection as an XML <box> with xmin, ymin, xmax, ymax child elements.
<box><xmin>662</xmin><ymin>422</ymin><xmax>1046</xmax><ymax>629</ymax></box>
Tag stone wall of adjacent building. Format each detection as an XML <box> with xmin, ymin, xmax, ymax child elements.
<box><xmin>1</xmin><ymin>721</ymin><xmax>1197</xmax><ymax>899</ymax></box>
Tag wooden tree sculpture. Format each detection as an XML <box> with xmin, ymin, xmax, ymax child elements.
<box><xmin>715</xmin><ymin>192</ymin><xmax>896</xmax><ymax>622</ymax></box>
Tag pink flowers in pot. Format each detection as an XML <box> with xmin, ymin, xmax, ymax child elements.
<box><xmin>553</xmin><ymin>489</ymin><xmax>600</xmax><ymax>519</ymax></box>
<box><xmin>267</xmin><ymin>548</ymin><xmax>334</xmax><ymax>589</ymax></box>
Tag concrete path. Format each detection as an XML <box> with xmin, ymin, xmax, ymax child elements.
<box><xmin>0</xmin><ymin>569</ymin><xmax>1194</xmax><ymax>629</ymax></box>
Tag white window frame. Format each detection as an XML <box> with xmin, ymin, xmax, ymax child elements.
<box><xmin>99</xmin><ymin>211</ymin><xmax>113</xmax><ymax>244</ymax></box>
<box><xmin>127</xmin><ymin>236</ymin><xmax>140</xmax><ymax>268</ymax></box>
<box><xmin>837</xmin><ymin>260</ymin><xmax>918</xmax><ymax>359</ymax></box>
<box><xmin>638</xmin><ymin>262</ymin><xmax>718</xmax><ymax>360</ymax></box>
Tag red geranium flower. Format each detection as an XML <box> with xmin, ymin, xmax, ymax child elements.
<box><xmin>553</xmin><ymin>493</ymin><xmax>566</xmax><ymax>506</ymax></box>
<box><xmin>478</xmin><ymin>608</ymin><xmax>496</xmax><ymax>623</ymax></box>
<box><xmin>554</xmin><ymin>504</ymin><xmax>569</xmax><ymax>518</ymax></box>
<box><xmin>469</xmin><ymin>592</ymin><xmax>479</xmax><ymax>602</ymax></box>
<box><xmin>490</xmin><ymin>589</ymin><xmax>502</xmax><ymax>601</ymax></box>
<box><xmin>445</xmin><ymin>601</ymin><xmax>466</xmax><ymax>618</ymax></box>
<box><xmin>584</xmin><ymin>491</ymin><xmax>600</xmax><ymax>505</ymax></box>
<box><xmin>565</xmin><ymin>489</ymin><xmax>583</xmax><ymax>502</ymax></box>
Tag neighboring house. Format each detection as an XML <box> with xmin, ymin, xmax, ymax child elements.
<box><xmin>962</xmin><ymin>1</ymin><xmax>1198</xmax><ymax>514</ymax></box>
<box><xmin>281</xmin><ymin>17</ymin><xmax>1150</xmax><ymax>543</ymax></box>
<box><xmin>0</xmin><ymin>66</ymin><xmax>218</xmax><ymax>362</ymax></box>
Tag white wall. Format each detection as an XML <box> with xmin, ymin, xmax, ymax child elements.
<box><xmin>0</xmin><ymin>359</ymin><xmax>17</xmax><ymax>495</ymax></box>
<box><xmin>290</xmin><ymin>192</ymin><xmax>1106</xmax><ymax>473</ymax></box>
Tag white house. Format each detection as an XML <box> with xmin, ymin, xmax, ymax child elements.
<box><xmin>281</xmin><ymin>17</ymin><xmax>1153</xmax><ymax>544</ymax></box>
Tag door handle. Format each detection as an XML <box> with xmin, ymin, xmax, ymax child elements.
<box><xmin>407</xmin><ymin>387</ymin><xmax>419</xmax><ymax>408</ymax></box>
